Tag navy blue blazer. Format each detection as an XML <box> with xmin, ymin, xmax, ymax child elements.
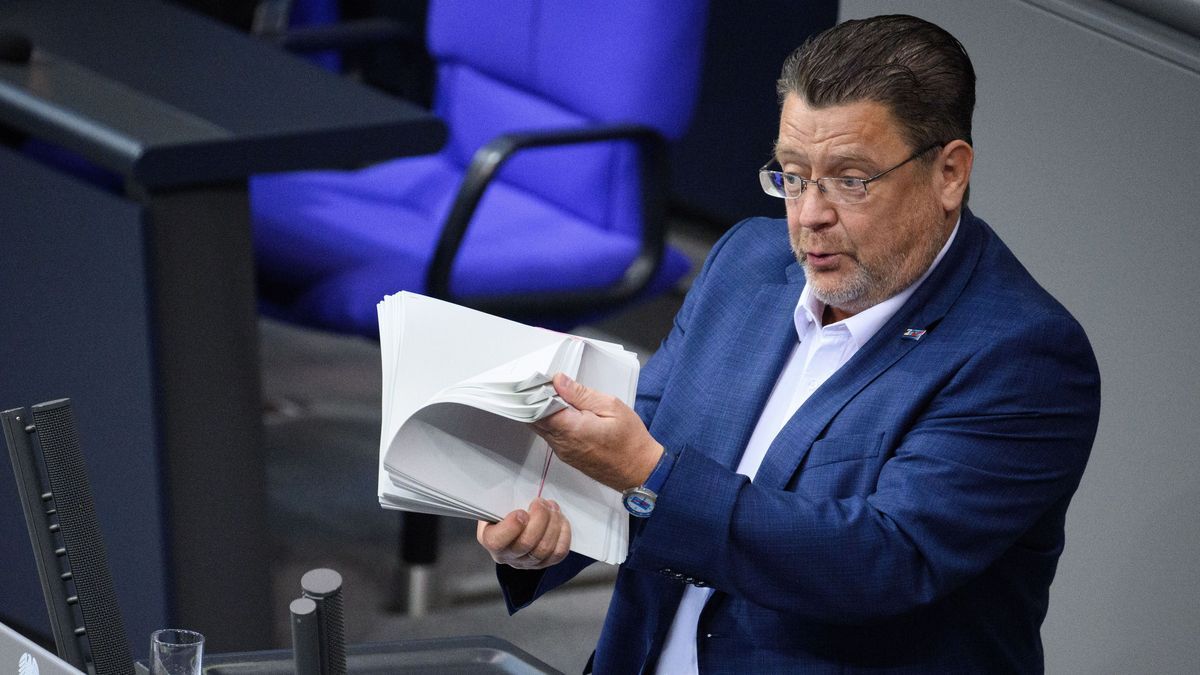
<box><xmin>500</xmin><ymin>210</ymin><xmax>1101</xmax><ymax>673</ymax></box>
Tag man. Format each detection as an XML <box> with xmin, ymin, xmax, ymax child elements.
<box><xmin>478</xmin><ymin>14</ymin><xmax>1101</xmax><ymax>673</ymax></box>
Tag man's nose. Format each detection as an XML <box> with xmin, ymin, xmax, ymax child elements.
<box><xmin>787</xmin><ymin>185</ymin><xmax>837</xmax><ymax>231</ymax></box>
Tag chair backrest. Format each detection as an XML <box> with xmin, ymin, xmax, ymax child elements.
<box><xmin>2</xmin><ymin>400</ymin><xmax>134</xmax><ymax>675</ymax></box>
<box><xmin>426</xmin><ymin>1</ymin><xmax>707</xmax><ymax>238</ymax></box>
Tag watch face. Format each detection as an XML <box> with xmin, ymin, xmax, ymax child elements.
<box><xmin>623</xmin><ymin>487</ymin><xmax>656</xmax><ymax>518</ymax></box>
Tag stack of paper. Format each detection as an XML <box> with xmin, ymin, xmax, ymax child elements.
<box><xmin>377</xmin><ymin>292</ymin><xmax>639</xmax><ymax>565</ymax></box>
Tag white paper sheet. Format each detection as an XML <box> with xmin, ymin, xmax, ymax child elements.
<box><xmin>376</xmin><ymin>292</ymin><xmax>638</xmax><ymax>565</ymax></box>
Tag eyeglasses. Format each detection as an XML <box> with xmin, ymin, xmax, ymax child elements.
<box><xmin>758</xmin><ymin>143</ymin><xmax>942</xmax><ymax>204</ymax></box>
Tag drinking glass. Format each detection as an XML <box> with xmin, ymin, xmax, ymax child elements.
<box><xmin>149</xmin><ymin>629</ymin><xmax>204</xmax><ymax>675</ymax></box>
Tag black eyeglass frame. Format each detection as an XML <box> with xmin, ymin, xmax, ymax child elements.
<box><xmin>759</xmin><ymin>142</ymin><xmax>944</xmax><ymax>203</ymax></box>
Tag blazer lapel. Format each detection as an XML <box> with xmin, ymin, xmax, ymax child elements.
<box><xmin>753</xmin><ymin>211</ymin><xmax>988</xmax><ymax>490</ymax></box>
<box><xmin>695</xmin><ymin>266</ymin><xmax>806</xmax><ymax>471</ymax></box>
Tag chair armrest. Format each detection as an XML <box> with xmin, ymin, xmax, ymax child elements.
<box><xmin>427</xmin><ymin>124</ymin><xmax>671</xmax><ymax>319</ymax></box>
<box><xmin>258</xmin><ymin>17</ymin><xmax>418</xmax><ymax>54</ymax></box>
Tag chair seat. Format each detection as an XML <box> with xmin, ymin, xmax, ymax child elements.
<box><xmin>251</xmin><ymin>154</ymin><xmax>690</xmax><ymax>335</ymax></box>
<box><xmin>292</xmin><ymin>243</ymin><xmax>690</xmax><ymax>336</ymax></box>
<box><xmin>251</xmin><ymin>154</ymin><xmax>459</xmax><ymax>287</ymax></box>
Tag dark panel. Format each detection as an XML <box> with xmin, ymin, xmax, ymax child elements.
<box><xmin>670</xmin><ymin>0</ymin><xmax>838</xmax><ymax>229</ymax></box>
<box><xmin>0</xmin><ymin>145</ymin><xmax>168</xmax><ymax>656</ymax></box>
<box><xmin>139</xmin><ymin>184</ymin><xmax>273</xmax><ymax>651</ymax></box>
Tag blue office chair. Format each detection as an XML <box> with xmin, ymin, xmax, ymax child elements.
<box><xmin>250</xmin><ymin>0</ymin><xmax>709</xmax><ymax>336</ymax></box>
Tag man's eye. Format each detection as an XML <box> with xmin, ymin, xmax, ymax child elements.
<box><xmin>783</xmin><ymin>174</ymin><xmax>801</xmax><ymax>186</ymax></box>
<box><xmin>834</xmin><ymin>177</ymin><xmax>864</xmax><ymax>189</ymax></box>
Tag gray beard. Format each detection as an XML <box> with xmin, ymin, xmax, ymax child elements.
<box><xmin>794</xmin><ymin>216</ymin><xmax>947</xmax><ymax>317</ymax></box>
<box><xmin>803</xmin><ymin>262</ymin><xmax>879</xmax><ymax>315</ymax></box>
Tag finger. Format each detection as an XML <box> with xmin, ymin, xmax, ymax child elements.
<box><xmin>476</xmin><ymin>509</ymin><xmax>529</xmax><ymax>555</ymax></box>
<box><xmin>552</xmin><ymin>373</ymin><xmax>611</xmax><ymax>413</ymax></box>
<box><xmin>506</xmin><ymin>500</ymin><xmax>557</xmax><ymax>569</ymax></box>
<box><xmin>527</xmin><ymin>502</ymin><xmax>564</xmax><ymax>563</ymax></box>
<box><xmin>549</xmin><ymin>502</ymin><xmax>571</xmax><ymax>565</ymax></box>
<box><xmin>531</xmin><ymin>406</ymin><xmax>577</xmax><ymax>435</ymax></box>
<box><xmin>509</xmin><ymin>499</ymin><xmax>553</xmax><ymax>558</ymax></box>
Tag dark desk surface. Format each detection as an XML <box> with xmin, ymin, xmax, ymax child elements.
<box><xmin>0</xmin><ymin>0</ymin><xmax>446</xmax><ymax>188</ymax></box>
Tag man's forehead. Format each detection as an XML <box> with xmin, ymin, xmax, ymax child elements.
<box><xmin>775</xmin><ymin>95</ymin><xmax>904</xmax><ymax>162</ymax></box>
<box><xmin>774</xmin><ymin>143</ymin><xmax>875</xmax><ymax>166</ymax></box>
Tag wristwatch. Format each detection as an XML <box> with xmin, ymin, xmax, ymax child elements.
<box><xmin>622</xmin><ymin>451</ymin><xmax>675</xmax><ymax>518</ymax></box>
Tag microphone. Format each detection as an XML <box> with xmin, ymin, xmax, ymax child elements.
<box><xmin>0</xmin><ymin>31</ymin><xmax>33</xmax><ymax>64</ymax></box>
<box><xmin>300</xmin><ymin>568</ymin><xmax>347</xmax><ymax>675</ymax></box>
<box><xmin>290</xmin><ymin>598</ymin><xmax>322</xmax><ymax>675</ymax></box>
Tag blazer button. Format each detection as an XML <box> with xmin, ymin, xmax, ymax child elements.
<box><xmin>684</xmin><ymin>577</ymin><xmax>695</xmax><ymax>584</ymax></box>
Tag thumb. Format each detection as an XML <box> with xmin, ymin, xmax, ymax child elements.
<box><xmin>552</xmin><ymin>373</ymin><xmax>607</xmax><ymax>412</ymax></box>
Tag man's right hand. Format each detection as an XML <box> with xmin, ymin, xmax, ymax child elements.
<box><xmin>476</xmin><ymin>498</ymin><xmax>571</xmax><ymax>570</ymax></box>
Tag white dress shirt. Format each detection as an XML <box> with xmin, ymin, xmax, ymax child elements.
<box><xmin>654</xmin><ymin>220</ymin><xmax>959</xmax><ymax>674</ymax></box>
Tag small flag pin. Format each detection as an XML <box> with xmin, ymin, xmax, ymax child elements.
<box><xmin>901</xmin><ymin>328</ymin><xmax>927</xmax><ymax>341</ymax></box>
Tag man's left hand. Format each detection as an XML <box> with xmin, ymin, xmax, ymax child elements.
<box><xmin>532</xmin><ymin>373</ymin><xmax>663</xmax><ymax>491</ymax></box>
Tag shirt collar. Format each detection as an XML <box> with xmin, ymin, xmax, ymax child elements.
<box><xmin>795</xmin><ymin>216</ymin><xmax>961</xmax><ymax>347</ymax></box>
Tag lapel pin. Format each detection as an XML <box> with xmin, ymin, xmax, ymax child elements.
<box><xmin>901</xmin><ymin>328</ymin><xmax>927</xmax><ymax>341</ymax></box>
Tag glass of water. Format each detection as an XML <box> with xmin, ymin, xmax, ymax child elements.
<box><xmin>149</xmin><ymin>629</ymin><xmax>204</xmax><ymax>675</ymax></box>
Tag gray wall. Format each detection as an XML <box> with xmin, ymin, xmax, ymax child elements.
<box><xmin>1109</xmin><ymin>0</ymin><xmax>1200</xmax><ymax>37</ymax></box>
<box><xmin>837</xmin><ymin>1</ymin><xmax>1200</xmax><ymax>672</ymax></box>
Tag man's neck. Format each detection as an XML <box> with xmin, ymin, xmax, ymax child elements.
<box><xmin>823</xmin><ymin>303</ymin><xmax>851</xmax><ymax>325</ymax></box>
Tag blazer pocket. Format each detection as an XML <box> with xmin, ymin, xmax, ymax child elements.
<box><xmin>804</xmin><ymin>432</ymin><xmax>885</xmax><ymax>470</ymax></box>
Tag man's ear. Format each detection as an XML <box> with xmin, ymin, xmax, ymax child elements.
<box><xmin>937</xmin><ymin>139</ymin><xmax>974</xmax><ymax>211</ymax></box>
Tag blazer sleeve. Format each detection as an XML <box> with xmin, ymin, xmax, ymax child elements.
<box><xmin>622</xmin><ymin>306</ymin><xmax>1101</xmax><ymax>624</ymax></box>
